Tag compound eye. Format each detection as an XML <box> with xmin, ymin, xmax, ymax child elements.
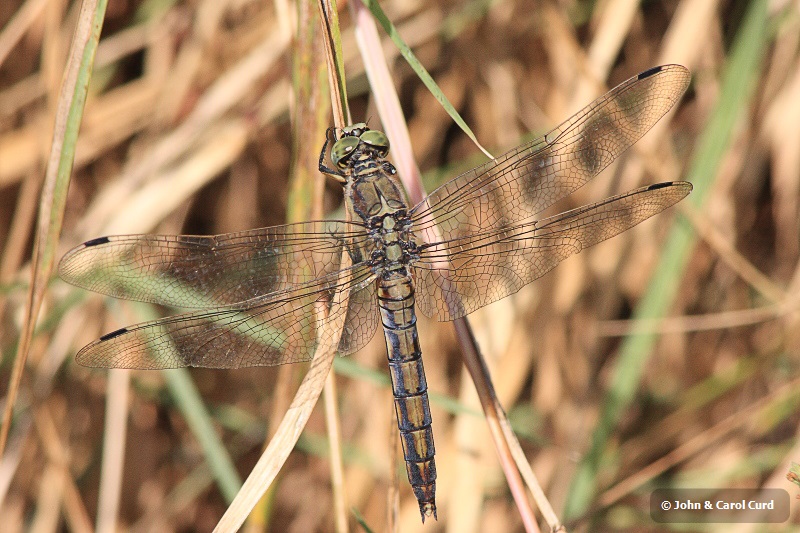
<box><xmin>331</xmin><ymin>136</ymin><xmax>360</xmax><ymax>168</ymax></box>
<box><xmin>359</xmin><ymin>130</ymin><xmax>390</xmax><ymax>157</ymax></box>
<box><xmin>341</xmin><ymin>122</ymin><xmax>368</xmax><ymax>138</ymax></box>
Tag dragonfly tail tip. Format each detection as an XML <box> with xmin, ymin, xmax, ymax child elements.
<box><xmin>419</xmin><ymin>502</ymin><xmax>437</xmax><ymax>522</ymax></box>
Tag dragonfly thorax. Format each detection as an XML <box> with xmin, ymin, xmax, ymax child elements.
<box><xmin>365</xmin><ymin>209</ymin><xmax>420</xmax><ymax>273</ymax></box>
<box><xmin>329</xmin><ymin>125</ymin><xmax>422</xmax><ymax>276</ymax></box>
<box><xmin>346</xmin><ymin>153</ymin><xmax>408</xmax><ymax>216</ymax></box>
<box><xmin>346</xmin><ymin>169</ymin><xmax>420</xmax><ymax>274</ymax></box>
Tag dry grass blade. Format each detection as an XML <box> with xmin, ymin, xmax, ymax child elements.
<box><xmin>33</xmin><ymin>404</ymin><xmax>93</xmax><ymax>533</ymax></box>
<box><xmin>597</xmin><ymin>303</ymin><xmax>790</xmax><ymax>336</ymax></box>
<box><xmin>215</xmin><ymin>0</ymin><xmax>352</xmax><ymax>529</ymax></box>
<box><xmin>318</xmin><ymin>0</ymin><xmax>350</xmax><ymax>123</ymax></box>
<box><xmin>452</xmin><ymin>319</ymin><xmax>544</xmax><ymax>533</ymax></box>
<box><xmin>244</xmin><ymin>1</ymin><xmax>340</xmax><ymax>529</ymax></box>
<box><xmin>0</xmin><ymin>0</ymin><xmax>108</xmax><ymax>458</ymax></box>
<box><xmin>498</xmin><ymin>415</ymin><xmax>562</xmax><ymax>530</ymax></box>
<box><xmin>294</xmin><ymin>2</ymin><xmax>348</xmax><ymax>530</ymax></box>
<box><xmin>351</xmin><ymin>2</ymin><xmax>425</xmax><ymax>204</ymax></box>
<box><xmin>317</xmin><ymin>2</ymin><xmax>351</xmax><ymax>530</ymax></box>
<box><xmin>323</xmin><ymin>371</ymin><xmax>348</xmax><ymax>533</ymax></box>
<box><xmin>95</xmin><ymin>368</ymin><xmax>130</xmax><ymax>533</ymax></box>
<box><xmin>213</xmin><ymin>299</ymin><xmax>347</xmax><ymax>532</ymax></box>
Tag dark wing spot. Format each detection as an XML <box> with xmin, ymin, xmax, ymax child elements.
<box><xmin>99</xmin><ymin>328</ymin><xmax>128</xmax><ymax>341</ymax></box>
<box><xmin>638</xmin><ymin>65</ymin><xmax>663</xmax><ymax>80</ymax></box>
<box><xmin>520</xmin><ymin>146</ymin><xmax>554</xmax><ymax>206</ymax></box>
<box><xmin>84</xmin><ymin>236</ymin><xmax>110</xmax><ymax>247</ymax></box>
<box><xmin>577</xmin><ymin>128</ymin><xmax>603</xmax><ymax>174</ymax></box>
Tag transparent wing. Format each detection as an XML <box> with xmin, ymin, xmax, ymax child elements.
<box><xmin>412</xmin><ymin>182</ymin><xmax>691</xmax><ymax>320</ymax></box>
<box><xmin>59</xmin><ymin>220</ymin><xmax>373</xmax><ymax>308</ymax></box>
<box><xmin>75</xmin><ymin>265</ymin><xmax>379</xmax><ymax>369</ymax></box>
<box><xmin>409</xmin><ymin>65</ymin><xmax>691</xmax><ymax>244</ymax></box>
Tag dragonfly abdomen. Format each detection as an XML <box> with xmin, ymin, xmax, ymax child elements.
<box><xmin>378</xmin><ymin>271</ymin><xmax>437</xmax><ymax>521</ymax></box>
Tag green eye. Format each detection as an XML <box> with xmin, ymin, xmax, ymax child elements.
<box><xmin>360</xmin><ymin>130</ymin><xmax>390</xmax><ymax>156</ymax></box>
<box><xmin>331</xmin><ymin>136</ymin><xmax>360</xmax><ymax>168</ymax></box>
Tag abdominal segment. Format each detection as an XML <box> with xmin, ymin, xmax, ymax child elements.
<box><xmin>378</xmin><ymin>271</ymin><xmax>437</xmax><ymax>521</ymax></box>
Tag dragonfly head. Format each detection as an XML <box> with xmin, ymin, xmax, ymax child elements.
<box><xmin>331</xmin><ymin>123</ymin><xmax>390</xmax><ymax>169</ymax></box>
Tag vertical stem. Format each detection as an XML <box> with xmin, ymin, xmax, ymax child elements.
<box><xmin>452</xmin><ymin>319</ymin><xmax>542</xmax><ymax>533</ymax></box>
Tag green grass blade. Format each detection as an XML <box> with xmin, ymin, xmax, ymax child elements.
<box><xmin>0</xmin><ymin>0</ymin><xmax>109</xmax><ymax>457</ymax></box>
<box><xmin>564</xmin><ymin>0</ymin><xmax>771</xmax><ymax>518</ymax></box>
<box><xmin>162</xmin><ymin>368</ymin><xmax>243</xmax><ymax>503</ymax></box>
<box><xmin>359</xmin><ymin>0</ymin><xmax>492</xmax><ymax>158</ymax></box>
<box><xmin>326</xmin><ymin>0</ymin><xmax>350</xmax><ymax>120</ymax></box>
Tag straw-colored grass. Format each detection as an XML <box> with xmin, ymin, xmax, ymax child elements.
<box><xmin>1</xmin><ymin>0</ymin><xmax>799</xmax><ymax>531</ymax></box>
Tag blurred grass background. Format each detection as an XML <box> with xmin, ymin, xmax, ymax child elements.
<box><xmin>1</xmin><ymin>0</ymin><xmax>800</xmax><ymax>531</ymax></box>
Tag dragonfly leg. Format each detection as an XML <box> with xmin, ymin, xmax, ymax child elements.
<box><xmin>318</xmin><ymin>127</ymin><xmax>346</xmax><ymax>179</ymax></box>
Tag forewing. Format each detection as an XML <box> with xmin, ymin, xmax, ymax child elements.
<box><xmin>409</xmin><ymin>65</ymin><xmax>691</xmax><ymax>244</ymax></box>
<box><xmin>59</xmin><ymin>220</ymin><xmax>372</xmax><ymax>308</ymax></box>
<box><xmin>412</xmin><ymin>182</ymin><xmax>691</xmax><ymax>320</ymax></box>
<box><xmin>76</xmin><ymin>265</ymin><xmax>379</xmax><ymax>369</ymax></box>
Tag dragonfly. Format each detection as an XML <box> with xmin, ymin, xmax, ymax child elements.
<box><xmin>60</xmin><ymin>64</ymin><xmax>692</xmax><ymax>521</ymax></box>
